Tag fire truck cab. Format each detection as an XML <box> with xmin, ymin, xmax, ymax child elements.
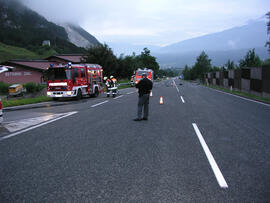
<box><xmin>46</xmin><ymin>63</ymin><xmax>103</xmax><ymax>100</ymax></box>
<box><xmin>135</xmin><ymin>68</ymin><xmax>154</xmax><ymax>84</ymax></box>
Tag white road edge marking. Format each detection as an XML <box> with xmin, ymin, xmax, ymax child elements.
<box><xmin>180</xmin><ymin>96</ymin><xmax>185</xmax><ymax>103</ymax></box>
<box><xmin>113</xmin><ymin>95</ymin><xmax>124</xmax><ymax>100</ymax></box>
<box><xmin>192</xmin><ymin>123</ymin><xmax>228</xmax><ymax>189</ymax></box>
<box><xmin>0</xmin><ymin>111</ymin><xmax>78</xmax><ymax>142</ymax></box>
<box><xmin>206</xmin><ymin>86</ymin><xmax>270</xmax><ymax>107</ymax></box>
<box><xmin>91</xmin><ymin>100</ymin><xmax>109</xmax><ymax>107</ymax></box>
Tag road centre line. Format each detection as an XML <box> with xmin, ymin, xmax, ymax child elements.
<box><xmin>192</xmin><ymin>123</ymin><xmax>228</xmax><ymax>189</ymax></box>
<box><xmin>126</xmin><ymin>91</ymin><xmax>135</xmax><ymax>95</ymax></box>
<box><xmin>205</xmin><ymin>86</ymin><xmax>270</xmax><ymax>107</ymax></box>
<box><xmin>180</xmin><ymin>96</ymin><xmax>185</xmax><ymax>103</ymax></box>
<box><xmin>173</xmin><ymin>80</ymin><xmax>180</xmax><ymax>93</ymax></box>
<box><xmin>113</xmin><ymin>95</ymin><xmax>124</xmax><ymax>99</ymax></box>
<box><xmin>91</xmin><ymin>100</ymin><xmax>109</xmax><ymax>107</ymax></box>
<box><xmin>0</xmin><ymin>111</ymin><xmax>78</xmax><ymax>142</ymax></box>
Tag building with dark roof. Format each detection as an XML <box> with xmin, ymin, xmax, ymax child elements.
<box><xmin>46</xmin><ymin>54</ymin><xmax>85</xmax><ymax>64</ymax></box>
<box><xmin>0</xmin><ymin>60</ymin><xmax>58</xmax><ymax>84</ymax></box>
<box><xmin>0</xmin><ymin>54</ymin><xmax>85</xmax><ymax>84</ymax></box>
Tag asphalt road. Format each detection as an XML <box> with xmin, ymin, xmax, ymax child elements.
<box><xmin>0</xmin><ymin>79</ymin><xmax>270</xmax><ymax>202</ymax></box>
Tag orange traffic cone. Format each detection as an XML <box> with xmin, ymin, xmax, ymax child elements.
<box><xmin>150</xmin><ymin>91</ymin><xmax>152</xmax><ymax>97</ymax></box>
<box><xmin>160</xmin><ymin>96</ymin><xmax>164</xmax><ymax>104</ymax></box>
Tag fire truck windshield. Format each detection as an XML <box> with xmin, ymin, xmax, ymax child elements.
<box><xmin>137</xmin><ymin>71</ymin><xmax>148</xmax><ymax>76</ymax></box>
<box><xmin>46</xmin><ymin>68</ymin><xmax>71</xmax><ymax>80</ymax></box>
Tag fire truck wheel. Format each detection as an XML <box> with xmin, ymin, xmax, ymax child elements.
<box><xmin>76</xmin><ymin>89</ymin><xmax>82</xmax><ymax>100</ymax></box>
<box><xmin>94</xmin><ymin>88</ymin><xmax>99</xmax><ymax>97</ymax></box>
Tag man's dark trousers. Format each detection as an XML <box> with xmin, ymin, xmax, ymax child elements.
<box><xmin>137</xmin><ymin>93</ymin><xmax>150</xmax><ymax>119</ymax></box>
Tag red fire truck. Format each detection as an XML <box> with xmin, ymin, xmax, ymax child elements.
<box><xmin>46</xmin><ymin>63</ymin><xmax>103</xmax><ymax>100</ymax></box>
<box><xmin>135</xmin><ymin>68</ymin><xmax>154</xmax><ymax>84</ymax></box>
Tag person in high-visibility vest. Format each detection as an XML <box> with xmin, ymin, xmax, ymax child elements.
<box><xmin>110</xmin><ymin>76</ymin><xmax>117</xmax><ymax>87</ymax></box>
<box><xmin>104</xmin><ymin>76</ymin><xmax>111</xmax><ymax>93</ymax></box>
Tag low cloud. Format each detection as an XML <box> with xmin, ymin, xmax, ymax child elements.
<box><xmin>20</xmin><ymin>0</ymin><xmax>270</xmax><ymax>46</ymax></box>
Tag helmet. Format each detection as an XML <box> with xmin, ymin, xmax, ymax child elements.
<box><xmin>103</xmin><ymin>76</ymin><xmax>107</xmax><ymax>80</ymax></box>
<box><xmin>142</xmin><ymin>73</ymin><xmax>147</xmax><ymax>77</ymax></box>
<box><xmin>110</xmin><ymin>76</ymin><xmax>114</xmax><ymax>79</ymax></box>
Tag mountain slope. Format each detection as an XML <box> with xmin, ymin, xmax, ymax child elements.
<box><xmin>159</xmin><ymin>20</ymin><xmax>268</xmax><ymax>53</ymax></box>
<box><xmin>153</xmin><ymin>20</ymin><xmax>269</xmax><ymax>67</ymax></box>
<box><xmin>0</xmin><ymin>0</ymin><xmax>88</xmax><ymax>54</ymax></box>
<box><xmin>0</xmin><ymin>42</ymin><xmax>55</xmax><ymax>63</ymax></box>
<box><xmin>61</xmin><ymin>23</ymin><xmax>100</xmax><ymax>48</ymax></box>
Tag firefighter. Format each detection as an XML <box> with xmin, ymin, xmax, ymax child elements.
<box><xmin>110</xmin><ymin>75</ymin><xmax>117</xmax><ymax>87</ymax></box>
<box><xmin>110</xmin><ymin>76</ymin><xmax>118</xmax><ymax>97</ymax></box>
<box><xmin>104</xmin><ymin>76</ymin><xmax>111</xmax><ymax>95</ymax></box>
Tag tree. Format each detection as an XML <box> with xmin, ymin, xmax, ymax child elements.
<box><xmin>83</xmin><ymin>43</ymin><xmax>118</xmax><ymax>76</ymax></box>
<box><xmin>225</xmin><ymin>59</ymin><xmax>235</xmax><ymax>70</ymax></box>
<box><xmin>117</xmin><ymin>54</ymin><xmax>138</xmax><ymax>79</ymax></box>
<box><xmin>239</xmin><ymin>49</ymin><xmax>262</xmax><ymax>68</ymax></box>
<box><xmin>193</xmin><ymin>51</ymin><xmax>212</xmax><ymax>80</ymax></box>
<box><xmin>182</xmin><ymin>65</ymin><xmax>191</xmax><ymax>80</ymax></box>
<box><xmin>266</xmin><ymin>12</ymin><xmax>270</xmax><ymax>54</ymax></box>
<box><xmin>136</xmin><ymin>48</ymin><xmax>160</xmax><ymax>78</ymax></box>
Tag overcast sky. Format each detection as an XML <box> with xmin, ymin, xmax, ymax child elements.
<box><xmin>21</xmin><ymin>0</ymin><xmax>270</xmax><ymax>47</ymax></box>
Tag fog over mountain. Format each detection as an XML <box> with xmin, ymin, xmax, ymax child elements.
<box><xmin>150</xmin><ymin>19</ymin><xmax>269</xmax><ymax>68</ymax></box>
<box><xmin>159</xmin><ymin>19</ymin><xmax>268</xmax><ymax>53</ymax></box>
<box><xmin>108</xmin><ymin>19</ymin><xmax>269</xmax><ymax>68</ymax></box>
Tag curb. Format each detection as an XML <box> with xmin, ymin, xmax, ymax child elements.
<box><xmin>2</xmin><ymin>88</ymin><xmax>135</xmax><ymax>112</ymax></box>
<box><xmin>3</xmin><ymin>101</ymin><xmax>73</xmax><ymax>112</ymax></box>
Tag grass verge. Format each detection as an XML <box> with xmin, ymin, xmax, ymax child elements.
<box><xmin>2</xmin><ymin>96</ymin><xmax>52</xmax><ymax>108</ymax></box>
<box><xmin>205</xmin><ymin>84</ymin><xmax>270</xmax><ymax>104</ymax></box>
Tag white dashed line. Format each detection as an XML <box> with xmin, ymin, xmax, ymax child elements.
<box><xmin>126</xmin><ymin>91</ymin><xmax>135</xmax><ymax>95</ymax></box>
<box><xmin>113</xmin><ymin>95</ymin><xmax>124</xmax><ymax>99</ymax></box>
<box><xmin>91</xmin><ymin>100</ymin><xmax>109</xmax><ymax>107</ymax></box>
<box><xmin>173</xmin><ymin>80</ymin><xmax>179</xmax><ymax>93</ymax></box>
<box><xmin>180</xmin><ymin>96</ymin><xmax>185</xmax><ymax>103</ymax></box>
<box><xmin>192</xmin><ymin>123</ymin><xmax>228</xmax><ymax>189</ymax></box>
<box><xmin>0</xmin><ymin>111</ymin><xmax>78</xmax><ymax>142</ymax></box>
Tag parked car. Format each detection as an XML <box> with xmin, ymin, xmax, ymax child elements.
<box><xmin>8</xmin><ymin>84</ymin><xmax>24</xmax><ymax>98</ymax></box>
<box><xmin>0</xmin><ymin>98</ymin><xmax>3</xmax><ymax>124</ymax></box>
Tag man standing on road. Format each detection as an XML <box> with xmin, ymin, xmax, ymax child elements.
<box><xmin>134</xmin><ymin>73</ymin><xmax>153</xmax><ymax>121</ymax></box>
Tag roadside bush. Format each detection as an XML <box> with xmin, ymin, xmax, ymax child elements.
<box><xmin>0</xmin><ymin>82</ymin><xmax>9</xmax><ymax>95</ymax></box>
<box><xmin>23</xmin><ymin>82</ymin><xmax>45</xmax><ymax>93</ymax></box>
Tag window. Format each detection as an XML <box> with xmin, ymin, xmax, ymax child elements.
<box><xmin>80</xmin><ymin>68</ymin><xmax>85</xmax><ymax>78</ymax></box>
<box><xmin>73</xmin><ymin>68</ymin><xmax>79</xmax><ymax>78</ymax></box>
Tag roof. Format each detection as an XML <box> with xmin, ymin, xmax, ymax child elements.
<box><xmin>6</xmin><ymin>60</ymin><xmax>58</xmax><ymax>71</ymax></box>
<box><xmin>46</xmin><ymin>54</ymin><xmax>85</xmax><ymax>63</ymax></box>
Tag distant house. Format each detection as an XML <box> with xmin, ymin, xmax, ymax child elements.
<box><xmin>46</xmin><ymin>54</ymin><xmax>85</xmax><ymax>64</ymax></box>
<box><xmin>0</xmin><ymin>60</ymin><xmax>58</xmax><ymax>84</ymax></box>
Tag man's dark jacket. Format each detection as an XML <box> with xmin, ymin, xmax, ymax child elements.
<box><xmin>135</xmin><ymin>78</ymin><xmax>153</xmax><ymax>97</ymax></box>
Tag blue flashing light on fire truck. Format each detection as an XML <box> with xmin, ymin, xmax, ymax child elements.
<box><xmin>46</xmin><ymin>63</ymin><xmax>103</xmax><ymax>100</ymax></box>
